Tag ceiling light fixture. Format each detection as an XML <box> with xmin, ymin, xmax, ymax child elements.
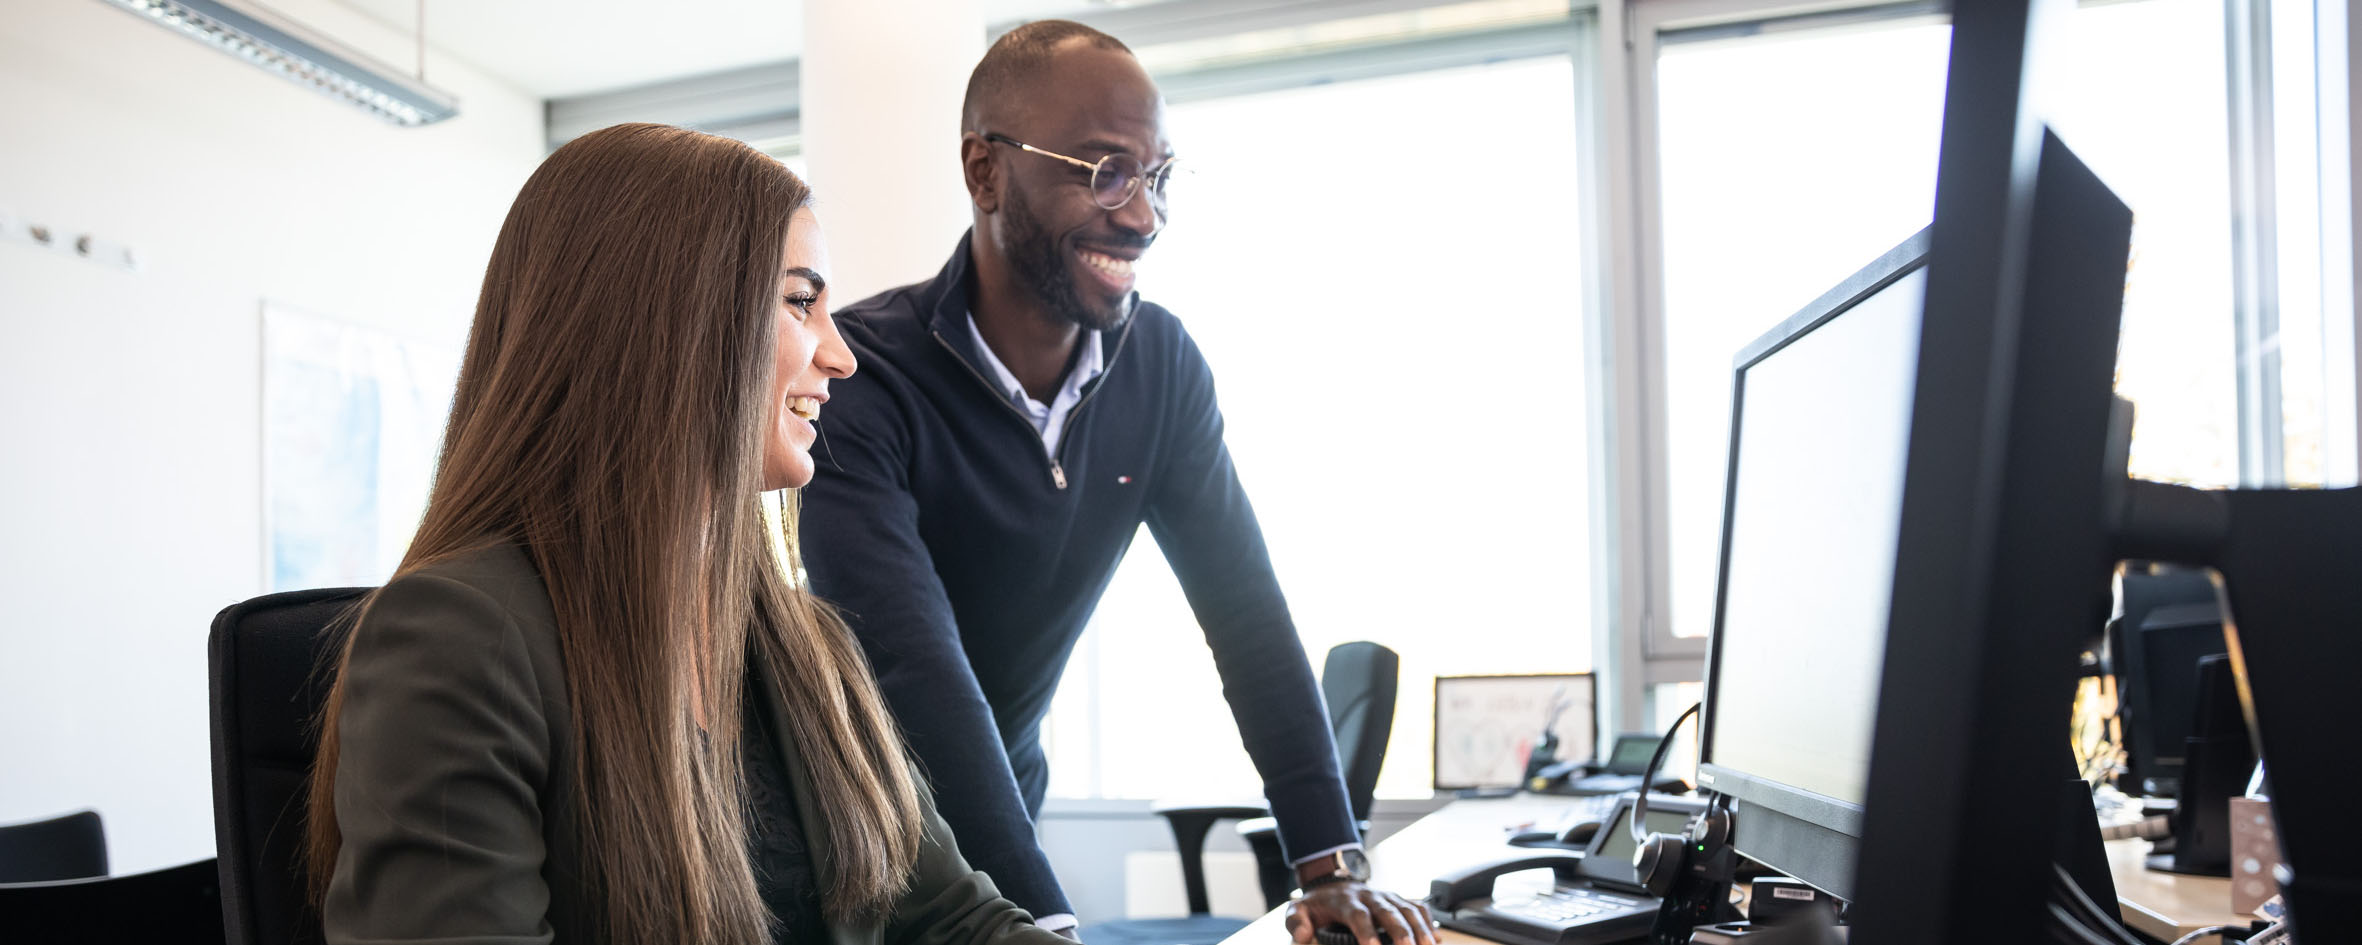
<box><xmin>96</xmin><ymin>0</ymin><xmax>458</xmax><ymax>126</ymax></box>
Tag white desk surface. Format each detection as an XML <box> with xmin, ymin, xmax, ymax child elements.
<box><xmin>1216</xmin><ymin>797</ymin><xmax>2258</xmax><ymax>945</ymax></box>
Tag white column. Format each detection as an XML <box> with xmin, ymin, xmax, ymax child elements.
<box><xmin>800</xmin><ymin>0</ymin><xmax>985</xmax><ymax>305</ymax></box>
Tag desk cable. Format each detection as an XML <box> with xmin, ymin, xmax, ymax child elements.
<box><xmin>2048</xmin><ymin>863</ymin><xmax>2149</xmax><ymax>945</ymax></box>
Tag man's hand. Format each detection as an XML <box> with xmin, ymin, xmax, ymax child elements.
<box><xmin>1284</xmin><ymin>881</ymin><xmax>1441</xmax><ymax>945</ymax></box>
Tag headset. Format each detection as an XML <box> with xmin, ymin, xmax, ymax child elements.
<box><xmin>1626</xmin><ymin>702</ymin><xmax>1740</xmax><ymax>943</ymax></box>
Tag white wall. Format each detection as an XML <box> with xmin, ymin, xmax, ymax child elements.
<box><xmin>0</xmin><ymin>0</ymin><xmax>544</xmax><ymax>873</ymax></box>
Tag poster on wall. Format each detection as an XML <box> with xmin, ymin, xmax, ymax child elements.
<box><xmin>262</xmin><ymin>303</ymin><xmax>458</xmax><ymax>592</ymax></box>
<box><xmin>1431</xmin><ymin>672</ymin><xmax>1596</xmax><ymax>790</ymax></box>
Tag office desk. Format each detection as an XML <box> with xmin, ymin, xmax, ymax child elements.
<box><xmin>1214</xmin><ymin>797</ymin><xmax>2259</xmax><ymax>945</ymax></box>
<box><xmin>1217</xmin><ymin>794</ymin><xmax>1573</xmax><ymax>945</ymax></box>
<box><xmin>2103</xmin><ymin>838</ymin><xmax>2252</xmax><ymax>945</ymax></box>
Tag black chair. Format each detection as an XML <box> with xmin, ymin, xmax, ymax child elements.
<box><xmin>0</xmin><ymin>809</ymin><xmax>107</xmax><ymax>882</ymax></box>
<box><xmin>1240</xmin><ymin>641</ymin><xmax>1398</xmax><ymax>906</ymax></box>
<box><xmin>1083</xmin><ymin>642</ymin><xmax>1399</xmax><ymax>945</ymax></box>
<box><xmin>209</xmin><ymin>587</ymin><xmax>371</xmax><ymax>945</ymax></box>
<box><xmin>0</xmin><ymin>857</ymin><xmax>227</xmax><ymax>944</ymax></box>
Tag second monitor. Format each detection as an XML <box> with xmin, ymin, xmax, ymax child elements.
<box><xmin>1693</xmin><ymin>227</ymin><xmax>1933</xmax><ymax>904</ymax></box>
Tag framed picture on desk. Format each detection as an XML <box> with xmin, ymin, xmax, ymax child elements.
<box><xmin>1433</xmin><ymin>673</ymin><xmax>1595</xmax><ymax>791</ymax></box>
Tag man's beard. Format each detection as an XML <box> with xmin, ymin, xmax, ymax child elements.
<box><xmin>1003</xmin><ymin>185</ymin><xmax>1129</xmax><ymax>332</ymax></box>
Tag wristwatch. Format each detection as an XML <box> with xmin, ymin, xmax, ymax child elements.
<box><xmin>1299</xmin><ymin>848</ymin><xmax>1372</xmax><ymax>890</ymax></box>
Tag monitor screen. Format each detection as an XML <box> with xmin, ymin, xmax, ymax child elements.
<box><xmin>1604</xmin><ymin>734</ymin><xmax>1662</xmax><ymax>775</ymax></box>
<box><xmin>1696</xmin><ymin>231</ymin><xmax>1930</xmax><ymax>899</ymax></box>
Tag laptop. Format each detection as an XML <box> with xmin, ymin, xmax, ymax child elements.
<box><xmin>1435</xmin><ymin>793</ymin><xmax>1705</xmax><ymax>945</ymax></box>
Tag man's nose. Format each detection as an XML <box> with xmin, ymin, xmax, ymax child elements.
<box><xmin>1109</xmin><ymin>185</ymin><xmax>1162</xmax><ymax>238</ymax></box>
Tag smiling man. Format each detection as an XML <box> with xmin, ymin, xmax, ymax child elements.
<box><xmin>798</xmin><ymin>19</ymin><xmax>1436</xmax><ymax>945</ymax></box>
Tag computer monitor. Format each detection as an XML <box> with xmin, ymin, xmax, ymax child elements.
<box><xmin>1690</xmin><ymin>134</ymin><xmax>2128</xmax><ymax>934</ymax></box>
<box><xmin>2109</xmin><ymin>563</ymin><xmax>2230</xmax><ymax>797</ymax></box>
<box><xmin>1849</xmin><ymin>1</ymin><xmax>2139</xmax><ymax>940</ymax></box>
<box><xmin>1686</xmin><ymin>7</ymin><xmax>2138</xmax><ymax>932</ymax></box>
<box><xmin>1763</xmin><ymin>4</ymin><xmax>2354</xmax><ymax>937</ymax></box>
<box><xmin>1694</xmin><ymin>228</ymin><xmax>1932</xmax><ymax>904</ymax></box>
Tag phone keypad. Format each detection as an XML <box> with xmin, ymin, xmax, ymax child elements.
<box><xmin>1496</xmin><ymin>887</ymin><xmax>1644</xmax><ymax>924</ymax></box>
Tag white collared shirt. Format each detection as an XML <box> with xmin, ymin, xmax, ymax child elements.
<box><xmin>965</xmin><ymin>312</ymin><xmax>1104</xmax><ymax>458</ymax></box>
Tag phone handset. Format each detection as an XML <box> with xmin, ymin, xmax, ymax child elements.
<box><xmin>1426</xmin><ymin>854</ymin><xmax>1586</xmax><ymax>911</ymax></box>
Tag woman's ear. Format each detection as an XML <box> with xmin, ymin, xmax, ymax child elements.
<box><xmin>961</xmin><ymin>133</ymin><xmax>1001</xmax><ymax>215</ymax></box>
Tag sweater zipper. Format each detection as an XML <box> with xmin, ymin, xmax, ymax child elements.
<box><xmin>933</xmin><ymin>330</ymin><xmax>1074</xmax><ymax>490</ymax></box>
<box><xmin>1048</xmin><ymin>317</ymin><xmax>1135</xmax><ymax>474</ymax></box>
<box><xmin>931</xmin><ymin>316</ymin><xmax>1136</xmax><ymax>492</ymax></box>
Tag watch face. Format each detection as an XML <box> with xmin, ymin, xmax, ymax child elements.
<box><xmin>1342</xmin><ymin>848</ymin><xmax>1371</xmax><ymax>880</ymax></box>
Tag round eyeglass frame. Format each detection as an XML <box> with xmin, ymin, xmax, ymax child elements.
<box><xmin>981</xmin><ymin>131</ymin><xmax>1176</xmax><ymax>213</ymax></box>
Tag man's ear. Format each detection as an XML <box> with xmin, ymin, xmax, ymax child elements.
<box><xmin>961</xmin><ymin>132</ymin><xmax>1001</xmax><ymax>215</ymax></box>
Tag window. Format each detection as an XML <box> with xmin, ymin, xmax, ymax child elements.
<box><xmin>1651</xmin><ymin>13</ymin><xmax>1954</xmax><ymax>642</ymax></box>
<box><xmin>1645</xmin><ymin>0</ymin><xmax>2345</xmax><ymax>668</ymax></box>
<box><xmin>2051</xmin><ymin>0</ymin><xmax>2238</xmax><ymax>488</ymax></box>
<box><xmin>1043</xmin><ymin>53</ymin><xmax>1594</xmax><ymax>801</ymax></box>
<box><xmin>2263</xmin><ymin>0</ymin><xmax>2356</xmax><ymax>488</ymax></box>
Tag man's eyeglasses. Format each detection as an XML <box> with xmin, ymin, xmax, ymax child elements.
<box><xmin>982</xmin><ymin>132</ymin><xmax>1177</xmax><ymax>213</ymax></box>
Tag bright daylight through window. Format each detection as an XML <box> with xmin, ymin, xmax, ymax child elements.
<box><xmin>1653</xmin><ymin>0</ymin><xmax>2341</xmax><ymax>643</ymax></box>
<box><xmin>1044</xmin><ymin>55</ymin><xmax>1592</xmax><ymax>801</ymax></box>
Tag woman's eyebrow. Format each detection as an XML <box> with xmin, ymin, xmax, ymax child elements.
<box><xmin>780</xmin><ymin>266</ymin><xmax>827</xmax><ymax>293</ymax></box>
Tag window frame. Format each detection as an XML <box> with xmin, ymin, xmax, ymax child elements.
<box><xmin>2327</xmin><ymin>0</ymin><xmax>2362</xmax><ymax>483</ymax></box>
<box><xmin>1609</xmin><ymin>0</ymin><xmax>2359</xmax><ymax>710</ymax></box>
<box><xmin>1600</xmin><ymin>1</ymin><xmax>1922</xmax><ymax>695</ymax></box>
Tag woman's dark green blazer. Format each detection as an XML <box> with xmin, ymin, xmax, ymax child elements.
<box><xmin>323</xmin><ymin>541</ymin><xmax>1063</xmax><ymax>945</ymax></box>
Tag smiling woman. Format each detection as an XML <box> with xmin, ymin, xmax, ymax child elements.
<box><xmin>765</xmin><ymin>228</ymin><xmax>857</xmax><ymax>492</ymax></box>
<box><xmin>299</xmin><ymin>123</ymin><xmax>1062</xmax><ymax>945</ymax></box>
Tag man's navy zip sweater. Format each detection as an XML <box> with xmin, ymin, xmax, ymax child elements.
<box><xmin>800</xmin><ymin>233</ymin><xmax>1357</xmax><ymax>921</ymax></box>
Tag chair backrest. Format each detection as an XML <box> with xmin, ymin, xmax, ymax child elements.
<box><xmin>0</xmin><ymin>809</ymin><xmax>107</xmax><ymax>883</ymax></box>
<box><xmin>1318</xmin><ymin>642</ymin><xmax>1398</xmax><ymax>823</ymax></box>
<box><xmin>0</xmin><ymin>857</ymin><xmax>226</xmax><ymax>944</ymax></box>
<box><xmin>209</xmin><ymin>587</ymin><xmax>371</xmax><ymax>945</ymax></box>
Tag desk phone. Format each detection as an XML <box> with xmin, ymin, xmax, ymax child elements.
<box><xmin>1430</xmin><ymin>794</ymin><xmax>1705</xmax><ymax>945</ymax></box>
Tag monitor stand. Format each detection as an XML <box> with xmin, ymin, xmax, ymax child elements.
<box><xmin>2144</xmin><ymin>654</ymin><xmax>2256</xmax><ymax>877</ymax></box>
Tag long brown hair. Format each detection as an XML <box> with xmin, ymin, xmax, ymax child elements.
<box><xmin>305</xmin><ymin>123</ymin><xmax>921</xmax><ymax>942</ymax></box>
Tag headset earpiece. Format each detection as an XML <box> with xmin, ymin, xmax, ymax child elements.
<box><xmin>1632</xmin><ymin>829</ymin><xmax>1686</xmax><ymax>897</ymax></box>
<box><xmin>1632</xmin><ymin>807</ymin><xmax>1731</xmax><ymax>899</ymax></box>
<box><xmin>1694</xmin><ymin>807</ymin><xmax>1731</xmax><ymax>851</ymax></box>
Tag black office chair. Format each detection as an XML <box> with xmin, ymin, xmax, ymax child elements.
<box><xmin>209</xmin><ymin>586</ymin><xmax>371</xmax><ymax>945</ymax></box>
<box><xmin>0</xmin><ymin>857</ymin><xmax>227</xmax><ymax>944</ymax></box>
<box><xmin>1082</xmin><ymin>642</ymin><xmax>1399</xmax><ymax>945</ymax></box>
<box><xmin>0</xmin><ymin>809</ymin><xmax>108</xmax><ymax>883</ymax></box>
<box><xmin>1240</xmin><ymin>641</ymin><xmax>1398</xmax><ymax>906</ymax></box>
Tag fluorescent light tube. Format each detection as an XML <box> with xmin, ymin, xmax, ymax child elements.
<box><xmin>96</xmin><ymin>0</ymin><xmax>459</xmax><ymax>126</ymax></box>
